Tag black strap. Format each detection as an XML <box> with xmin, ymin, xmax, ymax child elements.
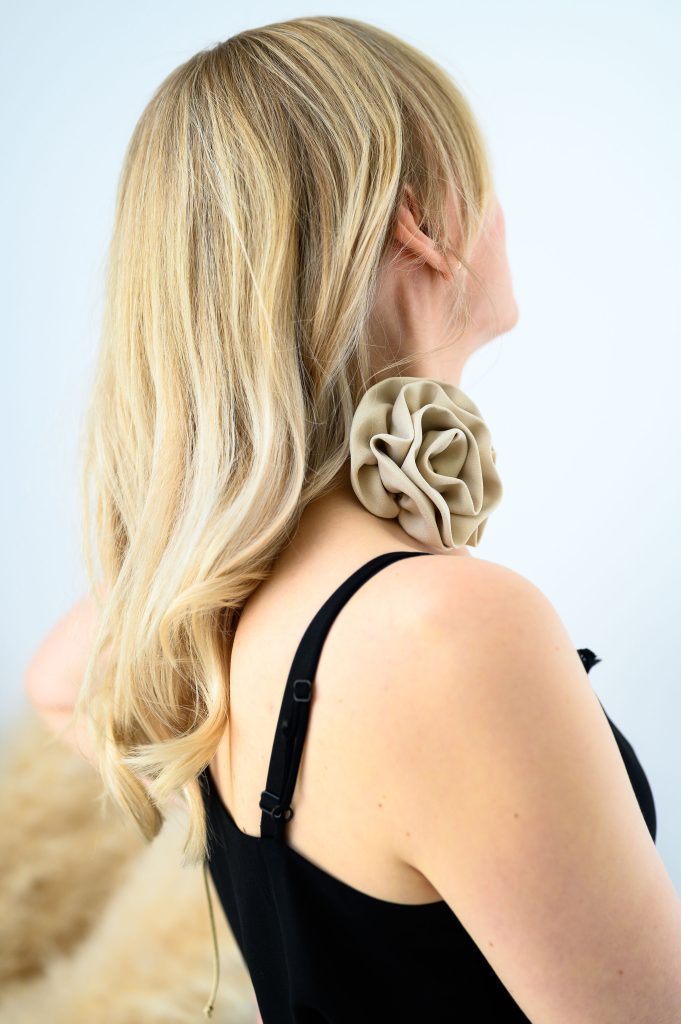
<box><xmin>577</xmin><ymin>648</ymin><xmax>601</xmax><ymax>674</ymax></box>
<box><xmin>259</xmin><ymin>550</ymin><xmax>433</xmax><ymax>840</ymax></box>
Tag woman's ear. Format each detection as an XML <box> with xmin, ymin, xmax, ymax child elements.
<box><xmin>392</xmin><ymin>184</ymin><xmax>455</xmax><ymax>282</ymax></box>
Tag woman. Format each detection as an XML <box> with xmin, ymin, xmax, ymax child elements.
<box><xmin>24</xmin><ymin>15</ymin><xmax>681</xmax><ymax>1023</ymax></box>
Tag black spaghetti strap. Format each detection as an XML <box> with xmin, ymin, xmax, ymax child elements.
<box><xmin>258</xmin><ymin>550</ymin><xmax>434</xmax><ymax>840</ymax></box>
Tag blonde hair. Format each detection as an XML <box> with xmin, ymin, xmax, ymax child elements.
<box><xmin>72</xmin><ymin>15</ymin><xmax>496</xmax><ymax>870</ymax></box>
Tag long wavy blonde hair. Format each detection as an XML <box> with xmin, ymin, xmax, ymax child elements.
<box><xmin>72</xmin><ymin>15</ymin><xmax>496</xmax><ymax>869</ymax></box>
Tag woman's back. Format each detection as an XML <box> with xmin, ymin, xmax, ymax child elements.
<box><xmin>202</xmin><ymin>487</ymin><xmax>674</xmax><ymax>1022</ymax></box>
<box><xmin>208</xmin><ymin>539</ymin><xmax>465</xmax><ymax>906</ymax></box>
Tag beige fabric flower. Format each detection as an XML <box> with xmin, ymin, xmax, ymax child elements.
<box><xmin>349</xmin><ymin>376</ymin><xmax>503</xmax><ymax>549</ymax></box>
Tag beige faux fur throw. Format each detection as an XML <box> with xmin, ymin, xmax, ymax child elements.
<box><xmin>0</xmin><ymin>705</ymin><xmax>257</xmax><ymax>1023</ymax></box>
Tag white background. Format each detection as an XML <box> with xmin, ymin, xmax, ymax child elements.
<box><xmin>3</xmin><ymin>1</ymin><xmax>680</xmax><ymax>887</ymax></box>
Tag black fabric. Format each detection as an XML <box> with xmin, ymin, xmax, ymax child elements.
<box><xmin>199</xmin><ymin>550</ymin><xmax>657</xmax><ymax>1023</ymax></box>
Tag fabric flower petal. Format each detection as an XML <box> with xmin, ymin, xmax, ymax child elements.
<box><xmin>349</xmin><ymin>376</ymin><xmax>503</xmax><ymax>549</ymax></box>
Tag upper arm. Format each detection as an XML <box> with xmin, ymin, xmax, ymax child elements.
<box><xmin>386</xmin><ymin>557</ymin><xmax>681</xmax><ymax>1024</ymax></box>
<box><xmin>23</xmin><ymin>589</ymin><xmax>104</xmax><ymax>709</ymax></box>
<box><xmin>23</xmin><ymin>589</ymin><xmax>107</xmax><ymax>769</ymax></box>
<box><xmin>23</xmin><ymin>587</ymin><xmax>186</xmax><ymax>810</ymax></box>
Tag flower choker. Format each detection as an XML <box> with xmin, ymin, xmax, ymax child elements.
<box><xmin>349</xmin><ymin>376</ymin><xmax>503</xmax><ymax>550</ymax></box>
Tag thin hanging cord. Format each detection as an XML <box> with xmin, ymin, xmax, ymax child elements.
<box><xmin>202</xmin><ymin>857</ymin><xmax>220</xmax><ymax>1018</ymax></box>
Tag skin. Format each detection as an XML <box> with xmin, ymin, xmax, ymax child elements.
<box><xmin>27</xmin><ymin>187</ymin><xmax>681</xmax><ymax>1022</ymax></box>
<box><xmin>24</xmin><ymin>182</ymin><xmax>517</xmax><ymax>721</ymax></box>
<box><xmin>372</xmin><ymin>183</ymin><xmax>519</xmax><ymax>386</ymax></box>
<box><xmin>300</xmin><ymin>183</ymin><xmax>519</xmax><ymax>555</ymax></box>
<box><xmin>24</xmin><ymin>182</ymin><xmax>519</xmax><ymax>1024</ymax></box>
<box><xmin>250</xmin><ymin>189</ymin><xmax>519</xmax><ymax>1022</ymax></box>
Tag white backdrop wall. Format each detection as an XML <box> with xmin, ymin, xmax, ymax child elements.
<box><xmin>3</xmin><ymin>1</ymin><xmax>680</xmax><ymax>887</ymax></box>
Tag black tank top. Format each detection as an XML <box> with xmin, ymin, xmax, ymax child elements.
<box><xmin>199</xmin><ymin>550</ymin><xmax>657</xmax><ymax>1023</ymax></box>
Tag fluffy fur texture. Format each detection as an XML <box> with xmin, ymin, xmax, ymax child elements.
<box><xmin>0</xmin><ymin>706</ymin><xmax>256</xmax><ymax>1022</ymax></box>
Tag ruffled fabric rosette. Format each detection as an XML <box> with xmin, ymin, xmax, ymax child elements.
<box><xmin>349</xmin><ymin>376</ymin><xmax>503</xmax><ymax>549</ymax></box>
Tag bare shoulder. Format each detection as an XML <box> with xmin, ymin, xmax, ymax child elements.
<box><xmin>351</xmin><ymin>551</ymin><xmax>549</xmax><ymax>666</ymax></box>
<box><xmin>362</xmin><ymin>552</ymin><xmax>681</xmax><ymax>1024</ymax></box>
<box><xmin>363</xmin><ymin>549</ymin><xmax>544</xmax><ymax>617</ymax></box>
<box><xmin>406</xmin><ymin>550</ymin><xmax>549</xmax><ymax>621</ymax></box>
<box><xmin>429</xmin><ymin>553</ymin><xmax>579</xmax><ymax>674</ymax></box>
<box><xmin>345</xmin><ymin>552</ymin><xmax>547</xmax><ymax>707</ymax></box>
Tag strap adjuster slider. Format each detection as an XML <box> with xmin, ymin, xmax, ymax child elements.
<box><xmin>259</xmin><ymin>789</ymin><xmax>294</xmax><ymax>821</ymax></box>
<box><xmin>292</xmin><ymin>678</ymin><xmax>312</xmax><ymax>703</ymax></box>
